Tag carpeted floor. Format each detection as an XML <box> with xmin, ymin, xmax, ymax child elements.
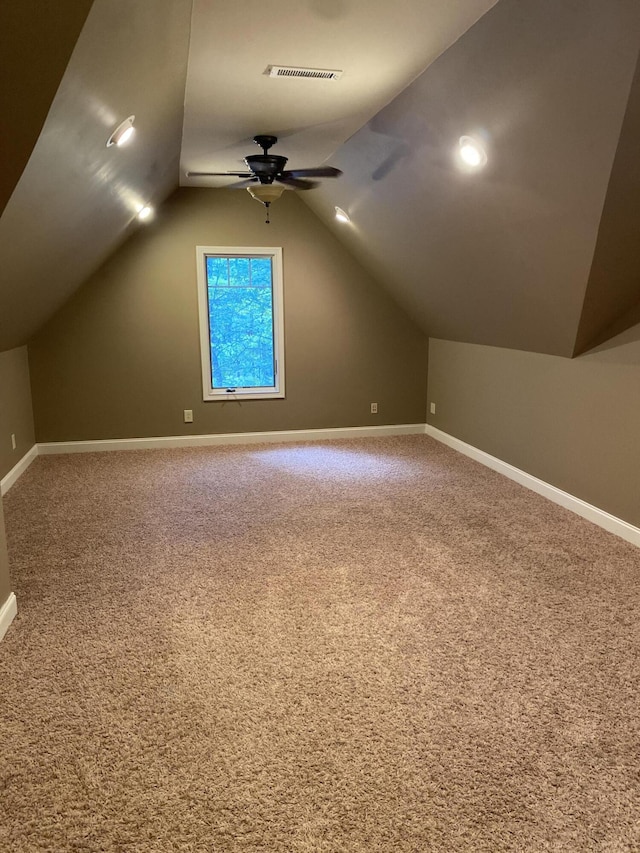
<box><xmin>0</xmin><ymin>435</ymin><xmax>639</xmax><ymax>852</ymax></box>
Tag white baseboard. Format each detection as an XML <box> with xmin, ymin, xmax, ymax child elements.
<box><xmin>0</xmin><ymin>592</ymin><xmax>17</xmax><ymax>642</ymax></box>
<box><xmin>1</xmin><ymin>444</ymin><xmax>38</xmax><ymax>495</ymax></box>
<box><xmin>425</xmin><ymin>425</ymin><xmax>640</xmax><ymax>548</ymax></box>
<box><xmin>36</xmin><ymin>423</ymin><xmax>426</xmax><ymax>455</ymax></box>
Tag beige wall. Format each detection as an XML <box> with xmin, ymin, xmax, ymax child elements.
<box><xmin>29</xmin><ymin>188</ymin><xmax>428</xmax><ymax>441</ymax></box>
<box><xmin>0</xmin><ymin>346</ymin><xmax>35</xmax><ymax>480</ymax></box>
<box><xmin>0</xmin><ymin>345</ymin><xmax>34</xmax><ymax>609</ymax></box>
<box><xmin>427</xmin><ymin>329</ymin><xmax>640</xmax><ymax>527</ymax></box>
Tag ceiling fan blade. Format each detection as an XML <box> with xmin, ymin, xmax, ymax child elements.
<box><xmin>185</xmin><ymin>171</ymin><xmax>253</xmax><ymax>178</ymax></box>
<box><xmin>277</xmin><ymin>176</ymin><xmax>319</xmax><ymax>190</ymax></box>
<box><xmin>282</xmin><ymin>167</ymin><xmax>342</xmax><ymax>179</ymax></box>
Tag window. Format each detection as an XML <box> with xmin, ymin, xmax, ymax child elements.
<box><xmin>196</xmin><ymin>246</ymin><xmax>285</xmax><ymax>400</ymax></box>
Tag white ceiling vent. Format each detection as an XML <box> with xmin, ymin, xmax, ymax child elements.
<box><xmin>265</xmin><ymin>65</ymin><xmax>343</xmax><ymax>81</ymax></box>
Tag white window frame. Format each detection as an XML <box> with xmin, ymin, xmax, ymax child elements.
<box><xmin>196</xmin><ymin>246</ymin><xmax>285</xmax><ymax>401</ymax></box>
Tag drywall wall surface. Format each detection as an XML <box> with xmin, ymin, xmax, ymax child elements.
<box><xmin>0</xmin><ymin>346</ymin><xmax>35</xmax><ymax>480</ymax></box>
<box><xmin>0</xmin><ymin>500</ymin><xmax>12</xmax><ymax>607</ymax></box>
<box><xmin>29</xmin><ymin>188</ymin><xmax>428</xmax><ymax>441</ymax></box>
<box><xmin>427</xmin><ymin>330</ymin><xmax>640</xmax><ymax>527</ymax></box>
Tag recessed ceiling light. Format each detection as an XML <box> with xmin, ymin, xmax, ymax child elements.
<box><xmin>458</xmin><ymin>136</ymin><xmax>487</xmax><ymax>169</ymax></box>
<box><xmin>335</xmin><ymin>206</ymin><xmax>350</xmax><ymax>223</ymax></box>
<box><xmin>137</xmin><ymin>205</ymin><xmax>152</xmax><ymax>221</ymax></box>
<box><xmin>107</xmin><ymin>115</ymin><xmax>135</xmax><ymax>148</ymax></box>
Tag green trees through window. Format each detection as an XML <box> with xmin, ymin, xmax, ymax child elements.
<box><xmin>196</xmin><ymin>246</ymin><xmax>285</xmax><ymax>400</ymax></box>
<box><xmin>206</xmin><ymin>256</ymin><xmax>275</xmax><ymax>389</ymax></box>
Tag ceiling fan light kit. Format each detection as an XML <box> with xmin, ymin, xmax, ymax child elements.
<box><xmin>247</xmin><ymin>184</ymin><xmax>285</xmax><ymax>223</ymax></box>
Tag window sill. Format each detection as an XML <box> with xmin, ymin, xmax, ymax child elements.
<box><xmin>203</xmin><ymin>391</ymin><xmax>285</xmax><ymax>402</ymax></box>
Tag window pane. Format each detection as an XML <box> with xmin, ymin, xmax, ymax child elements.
<box><xmin>228</xmin><ymin>257</ymin><xmax>249</xmax><ymax>287</ymax></box>
<box><xmin>206</xmin><ymin>257</ymin><xmax>275</xmax><ymax>389</ymax></box>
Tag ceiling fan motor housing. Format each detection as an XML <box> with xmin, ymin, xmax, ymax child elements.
<box><xmin>244</xmin><ymin>154</ymin><xmax>288</xmax><ymax>183</ymax></box>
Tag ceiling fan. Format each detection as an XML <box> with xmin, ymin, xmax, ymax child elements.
<box><xmin>186</xmin><ymin>135</ymin><xmax>342</xmax><ymax>222</ymax></box>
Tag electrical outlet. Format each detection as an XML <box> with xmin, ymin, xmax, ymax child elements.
<box><xmin>11</xmin><ymin>433</ymin><xmax>16</xmax><ymax>450</ymax></box>
<box><xmin>184</xmin><ymin>409</ymin><xmax>193</xmax><ymax>423</ymax></box>
<box><xmin>430</xmin><ymin>402</ymin><xmax>436</xmax><ymax>415</ymax></box>
<box><xmin>370</xmin><ymin>402</ymin><xmax>378</xmax><ymax>414</ymax></box>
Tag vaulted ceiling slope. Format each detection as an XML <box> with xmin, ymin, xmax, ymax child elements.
<box><xmin>180</xmin><ymin>0</ymin><xmax>498</xmax><ymax>180</ymax></box>
<box><xmin>0</xmin><ymin>0</ymin><xmax>495</xmax><ymax>354</ymax></box>
<box><xmin>0</xmin><ymin>0</ymin><xmax>192</xmax><ymax>351</ymax></box>
<box><xmin>1</xmin><ymin>0</ymin><xmax>639</xmax><ymax>358</ymax></box>
<box><xmin>305</xmin><ymin>0</ymin><xmax>640</xmax><ymax>357</ymax></box>
<box><xmin>573</xmin><ymin>52</ymin><xmax>640</xmax><ymax>356</ymax></box>
<box><xmin>0</xmin><ymin>0</ymin><xmax>93</xmax><ymax>216</ymax></box>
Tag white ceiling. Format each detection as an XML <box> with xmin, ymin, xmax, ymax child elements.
<box><xmin>180</xmin><ymin>0</ymin><xmax>498</xmax><ymax>183</ymax></box>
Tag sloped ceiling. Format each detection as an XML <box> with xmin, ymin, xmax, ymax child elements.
<box><xmin>573</xmin><ymin>52</ymin><xmax>640</xmax><ymax>355</ymax></box>
<box><xmin>180</xmin><ymin>0</ymin><xmax>498</xmax><ymax>180</ymax></box>
<box><xmin>0</xmin><ymin>0</ymin><xmax>93</xmax><ymax>215</ymax></box>
<box><xmin>0</xmin><ymin>0</ymin><xmax>192</xmax><ymax>351</ymax></box>
<box><xmin>1</xmin><ymin>0</ymin><xmax>639</xmax><ymax>359</ymax></box>
<box><xmin>305</xmin><ymin>0</ymin><xmax>640</xmax><ymax>357</ymax></box>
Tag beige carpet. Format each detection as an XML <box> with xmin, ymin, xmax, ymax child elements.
<box><xmin>1</xmin><ymin>436</ymin><xmax>639</xmax><ymax>852</ymax></box>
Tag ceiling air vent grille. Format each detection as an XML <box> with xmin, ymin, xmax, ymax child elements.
<box><xmin>266</xmin><ymin>65</ymin><xmax>343</xmax><ymax>81</ymax></box>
